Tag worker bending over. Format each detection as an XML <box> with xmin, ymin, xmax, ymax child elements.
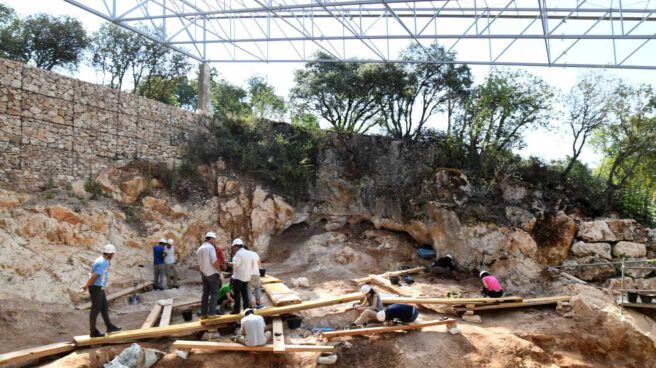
<box><xmin>237</xmin><ymin>308</ymin><xmax>271</xmax><ymax>346</ymax></box>
<box><xmin>479</xmin><ymin>271</ymin><xmax>504</xmax><ymax>298</ymax></box>
<box><xmin>352</xmin><ymin>284</ymin><xmax>383</xmax><ymax>326</ymax></box>
<box><xmin>376</xmin><ymin>304</ymin><xmax>419</xmax><ymax>326</ymax></box>
<box><xmin>430</xmin><ymin>254</ymin><xmax>460</xmax><ymax>281</ymax></box>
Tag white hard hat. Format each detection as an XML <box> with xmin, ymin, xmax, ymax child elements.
<box><xmin>445</xmin><ymin>254</ymin><xmax>453</xmax><ymax>259</ymax></box>
<box><xmin>102</xmin><ymin>244</ymin><xmax>116</xmax><ymax>254</ymax></box>
<box><xmin>479</xmin><ymin>270</ymin><xmax>489</xmax><ymax>278</ymax></box>
<box><xmin>205</xmin><ymin>232</ymin><xmax>217</xmax><ymax>239</ymax></box>
<box><xmin>244</xmin><ymin>308</ymin><xmax>254</xmax><ymax>315</ymax></box>
<box><xmin>167</xmin><ymin>239</ymin><xmax>174</xmax><ymax>245</ymax></box>
<box><xmin>360</xmin><ymin>285</ymin><xmax>372</xmax><ymax>294</ymax></box>
<box><xmin>232</xmin><ymin>238</ymin><xmax>244</xmax><ymax>246</ymax></box>
<box><xmin>376</xmin><ymin>310</ymin><xmax>386</xmax><ymax>322</ymax></box>
<box><xmin>159</xmin><ymin>238</ymin><xmax>167</xmax><ymax>244</ymax></box>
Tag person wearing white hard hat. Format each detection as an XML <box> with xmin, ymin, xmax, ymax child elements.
<box><xmin>197</xmin><ymin>231</ymin><xmax>223</xmax><ymax>318</ymax></box>
<box><xmin>479</xmin><ymin>271</ymin><xmax>504</xmax><ymax>298</ymax></box>
<box><xmin>80</xmin><ymin>244</ymin><xmax>122</xmax><ymax>338</ymax></box>
<box><xmin>376</xmin><ymin>304</ymin><xmax>418</xmax><ymax>326</ymax></box>
<box><xmin>351</xmin><ymin>284</ymin><xmax>383</xmax><ymax>326</ymax></box>
<box><xmin>228</xmin><ymin>237</ymin><xmax>255</xmax><ymax>314</ymax></box>
<box><xmin>164</xmin><ymin>239</ymin><xmax>179</xmax><ymax>289</ymax></box>
<box><xmin>430</xmin><ymin>254</ymin><xmax>460</xmax><ymax>281</ymax></box>
<box><xmin>236</xmin><ymin>308</ymin><xmax>271</xmax><ymax>346</ymax></box>
<box><xmin>152</xmin><ymin>238</ymin><xmax>168</xmax><ymax>290</ymax></box>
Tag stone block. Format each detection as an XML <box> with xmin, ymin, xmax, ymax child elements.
<box><xmin>578</xmin><ymin>220</ymin><xmax>617</xmax><ymax>242</ymax></box>
<box><xmin>570</xmin><ymin>241</ymin><xmax>612</xmax><ymax>260</ymax></box>
<box><xmin>73</xmin><ymin>154</ymin><xmax>113</xmax><ymax>178</ymax></box>
<box><xmin>0</xmin><ymin>114</ymin><xmax>22</xmax><ymax>143</ymax></box>
<box><xmin>116</xmin><ymin>135</ymin><xmax>140</xmax><ymax>160</ymax></box>
<box><xmin>21</xmin><ymin>91</ymin><xmax>73</xmax><ymax>126</ymax></box>
<box><xmin>613</xmin><ymin>241</ymin><xmax>647</xmax><ymax>258</ymax></box>
<box><xmin>22</xmin><ymin>118</ymin><xmax>74</xmax><ymax>150</ymax></box>
<box><xmin>74</xmin><ymin>127</ymin><xmax>116</xmax><ymax>158</ymax></box>
<box><xmin>117</xmin><ymin>113</ymin><xmax>139</xmax><ymax>137</ymax></box>
<box><xmin>171</xmin><ymin>108</ymin><xmax>198</xmax><ymax>129</ymax></box>
<box><xmin>0</xmin><ymin>58</ymin><xmax>23</xmax><ymax>88</ymax></box>
<box><xmin>20</xmin><ymin>145</ymin><xmax>73</xmax><ymax>176</ymax></box>
<box><xmin>75</xmin><ymin>79</ymin><xmax>118</xmax><ymax>110</ymax></box>
<box><xmin>139</xmin><ymin>97</ymin><xmax>169</xmax><ymax>123</ymax></box>
<box><xmin>564</xmin><ymin>256</ymin><xmax>616</xmax><ymax>282</ymax></box>
<box><xmin>22</xmin><ymin>66</ymin><xmax>75</xmax><ymax>101</ymax></box>
<box><xmin>0</xmin><ymin>85</ymin><xmax>22</xmax><ymax>116</ymax></box>
<box><xmin>118</xmin><ymin>91</ymin><xmax>141</xmax><ymax>117</ymax></box>
<box><xmin>74</xmin><ymin>103</ymin><xmax>118</xmax><ymax>133</ymax></box>
<box><xmin>0</xmin><ymin>140</ymin><xmax>20</xmax><ymax>169</ymax></box>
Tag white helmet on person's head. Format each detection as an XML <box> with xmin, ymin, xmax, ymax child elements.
<box><xmin>232</xmin><ymin>238</ymin><xmax>244</xmax><ymax>247</ymax></box>
<box><xmin>479</xmin><ymin>270</ymin><xmax>490</xmax><ymax>278</ymax></box>
<box><xmin>445</xmin><ymin>254</ymin><xmax>453</xmax><ymax>259</ymax></box>
<box><xmin>244</xmin><ymin>308</ymin><xmax>254</xmax><ymax>316</ymax></box>
<box><xmin>376</xmin><ymin>310</ymin><xmax>386</xmax><ymax>322</ymax></box>
<box><xmin>159</xmin><ymin>238</ymin><xmax>167</xmax><ymax>244</ymax></box>
<box><xmin>102</xmin><ymin>244</ymin><xmax>116</xmax><ymax>254</ymax></box>
<box><xmin>360</xmin><ymin>285</ymin><xmax>372</xmax><ymax>294</ymax></box>
<box><xmin>205</xmin><ymin>231</ymin><xmax>217</xmax><ymax>239</ymax></box>
<box><xmin>167</xmin><ymin>239</ymin><xmax>174</xmax><ymax>245</ymax></box>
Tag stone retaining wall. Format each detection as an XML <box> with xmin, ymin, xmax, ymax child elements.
<box><xmin>0</xmin><ymin>58</ymin><xmax>204</xmax><ymax>187</ymax></box>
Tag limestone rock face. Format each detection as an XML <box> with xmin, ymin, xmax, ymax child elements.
<box><xmin>564</xmin><ymin>256</ymin><xmax>616</xmax><ymax>282</ymax></box>
<box><xmin>613</xmin><ymin>241</ymin><xmax>647</xmax><ymax>258</ymax></box>
<box><xmin>505</xmin><ymin>206</ymin><xmax>536</xmax><ymax>232</ymax></box>
<box><xmin>570</xmin><ymin>241</ymin><xmax>612</xmax><ymax>260</ymax></box>
<box><xmin>533</xmin><ymin>212</ymin><xmax>577</xmax><ymax>264</ymax></box>
<box><xmin>118</xmin><ymin>176</ymin><xmax>148</xmax><ymax>204</ymax></box>
<box><xmin>578</xmin><ymin>219</ymin><xmax>639</xmax><ymax>242</ymax></box>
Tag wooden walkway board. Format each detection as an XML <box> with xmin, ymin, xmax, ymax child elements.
<box><xmin>320</xmin><ymin>318</ymin><xmax>456</xmax><ymax>339</ymax></box>
<box><xmin>140</xmin><ymin>304</ymin><xmax>164</xmax><ymax>329</ymax></box>
<box><xmin>272</xmin><ymin>318</ymin><xmax>285</xmax><ymax>353</ymax></box>
<box><xmin>75</xmin><ymin>281</ymin><xmax>154</xmax><ymax>310</ymax></box>
<box><xmin>382</xmin><ymin>296</ymin><xmax>523</xmax><ymax>306</ymax></box>
<box><xmin>263</xmin><ymin>282</ymin><xmax>302</xmax><ymax>306</ymax></box>
<box><xmin>0</xmin><ymin>341</ymin><xmax>75</xmax><ymax>366</ymax></box>
<box><xmin>173</xmin><ymin>340</ymin><xmax>334</xmax><ymax>353</ymax></box>
<box><xmin>454</xmin><ymin>296</ymin><xmax>571</xmax><ymax>312</ymax></box>
<box><xmin>353</xmin><ymin>266</ymin><xmax>427</xmax><ymax>284</ymax></box>
<box><xmin>159</xmin><ymin>299</ymin><xmax>174</xmax><ymax>327</ymax></box>
<box><xmin>260</xmin><ymin>275</ymin><xmax>283</xmax><ymax>284</ymax></box>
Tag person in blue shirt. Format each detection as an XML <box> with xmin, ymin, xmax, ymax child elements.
<box><xmin>153</xmin><ymin>239</ymin><xmax>167</xmax><ymax>290</ymax></box>
<box><xmin>376</xmin><ymin>304</ymin><xmax>419</xmax><ymax>326</ymax></box>
<box><xmin>80</xmin><ymin>244</ymin><xmax>122</xmax><ymax>338</ymax></box>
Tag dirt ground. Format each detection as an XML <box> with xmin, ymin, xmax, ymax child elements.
<box><xmin>2</xmin><ymin>223</ymin><xmax>655</xmax><ymax>368</ymax></box>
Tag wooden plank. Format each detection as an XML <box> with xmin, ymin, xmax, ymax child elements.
<box><xmin>140</xmin><ymin>304</ymin><xmax>163</xmax><ymax>329</ymax></box>
<box><xmin>260</xmin><ymin>275</ymin><xmax>283</xmax><ymax>284</ymax></box>
<box><xmin>619</xmin><ymin>302</ymin><xmax>656</xmax><ymax>309</ymax></box>
<box><xmin>159</xmin><ymin>299</ymin><xmax>174</xmax><ymax>327</ymax></box>
<box><xmin>320</xmin><ymin>318</ymin><xmax>456</xmax><ymax>339</ymax></box>
<box><xmin>272</xmin><ymin>318</ymin><xmax>285</xmax><ymax>353</ymax></box>
<box><xmin>453</xmin><ymin>296</ymin><xmax>571</xmax><ymax>312</ymax></box>
<box><xmin>172</xmin><ymin>341</ymin><xmax>334</xmax><ymax>353</ymax></box>
<box><xmin>262</xmin><ymin>282</ymin><xmax>302</xmax><ymax>306</ymax></box>
<box><xmin>0</xmin><ymin>342</ymin><xmax>76</xmax><ymax>366</ymax></box>
<box><xmin>353</xmin><ymin>266</ymin><xmax>427</xmax><ymax>284</ymax></box>
<box><xmin>203</xmin><ymin>292</ymin><xmax>365</xmax><ymax>325</ymax></box>
<box><xmin>75</xmin><ymin>281</ymin><xmax>154</xmax><ymax>310</ymax></box>
<box><xmin>381</xmin><ymin>296</ymin><xmax>523</xmax><ymax>305</ymax></box>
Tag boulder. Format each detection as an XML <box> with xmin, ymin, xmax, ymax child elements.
<box><xmin>70</xmin><ymin>180</ymin><xmax>92</xmax><ymax>200</ymax></box>
<box><xmin>634</xmin><ymin>278</ymin><xmax>656</xmax><ymax>291</ymax></box>
<box><xmin>564</xmin><ymin>256</ymin><xmax>616</xmax><ymax>282</ymax></box>
<box><xmin>119</xmin><ymin>176</ymin><xmax>148</xmax><ymax>204</ymax></box>
<box><xmin>605</xmin><ymin>219</ymin><xmax>638</xmax><ymax>241</ymax></box>
<box><xmin>533</xmin><ymin>211</ymin><xmax>577</xmax><ymax>264</ymax></box>
<box><xmin>0</xmin><ymin>189</ymin><xmax>30</xmax><ymax>210</ymax></box>
<box><xmin>624</xmin><ymin>258</ymin><xmax>653</xmax><ymax>279</ymax></box>
<box><xmin>570</xmin><ymin>241</ymin><xmax>612</xmax><ymax>260</ymax></box>
<box><xmin>605</xmin><ymin>277</ymin><xmax>634</xmax><ymax>291</ymax></box>
<box><xmin>505</xmin><ymin>206</ymin><xmax>536</xmax><ymax>232</ymax></box>
<box><xmin>578</xmin><ymin>220</ymin><xmax>617</xmax><ymax>242</ymax></box>
<box><xmin>612</xmin><ymin>241</ymin><xmax>647</xmax><ymax>258</ymax></box>
<box><xmin>45</xmin><ymin>205</ymin><xmax>82</xmax><ymax>225</ymax></box>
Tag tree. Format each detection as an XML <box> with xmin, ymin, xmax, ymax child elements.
<box><xmin>135</xmin><ymin>53</ymin><xmax>191</xmax><ymax>104</ymax></box>
<box><xmin>247</xmin><ymin>75</ymin><xmax>287</xmax><ymax>120</ymax></box>
<box><xmin>291</xmin><ymin>52</ymin><xmax>382</xmax><ymax>133</ymax></box>
<box><xmin>561</xmin><ymin>72</ymin><xmax>616</xmax><ymax>180</ymax></box>
<box><xmin>212</xmin><ymin>78</ymin><xmax>251</xmax><ymax>119</ymax></box>
<box><xmin>174</xmin><ymin>77</ymin><xmax>198</xmax><ymax>111</ymax></box>
<box><xmin>451</xmin><ymin>69</ymin><xmax>553</xmax><ymax>158</ymax></box>
<box><xmin>593</xmin><ymin>83</ymin><xmax>656</xmax><ymax>211</ymax></box>
<box><xmin>376</xmin><ymin>43</ymin><xmax>473</xmax><ymax>140</ymax></box>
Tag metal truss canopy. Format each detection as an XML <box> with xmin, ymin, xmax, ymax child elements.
<box><xmin>65</xmin><ymin>0</ymin><xmax>656</xmax><ymax>69</ymax></box>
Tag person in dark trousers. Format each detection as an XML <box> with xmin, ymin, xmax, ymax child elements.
<box><xmin>430</xmin><ymin>254</ymin><xmax>460</xmax><ymax>281</ymax></box>
<box><xmin>80</xmin><ymin>244</ymin><xmax>122</xmax><ymax>338</ymax></box>
<box><xmin>479</xmin><ymin>271</ymin><xmax>504</xmax><ymax>298</ymax></box>
<box><xmin>197</xmin><ymin>232</ymin><xmax>223</xmax><ymax>318</ymax></box>
<box><xmin>152</xmin><ymin>239</ymin><xmax>167</xmax><ymax>290</ymax></box>
<box><xmin>228</xmin><ymin>238</ymin><xmax>254</xmax><ymax>314</ymax></box>
<box><xmin>376</xmin><ymin>304</ymin><xmax>419</xmax><ymax>326</ymax></box>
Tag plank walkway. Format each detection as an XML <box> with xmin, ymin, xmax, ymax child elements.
<box><xmin>453</xmin><ymin>296</ymin><xmax>571</xmax><ymax>312</ymax></box>
<box><xmin>263</xmin><ymin>282</ymin><xmax>302</xmax><ymax>306</ymax></box>
<box><xmin>320</xmin><ymin>318</ymin><xmax>457</xmax><ymax>339</ymax></box>
<box><xmin>173</xmin><ymin>340</ymin><xmax>334</xmax><ymax>353</ymax></box>
<box><xmin>0</xmin><ymin>342</ymin><xmax>75</xmax><ymax>366</ymax></box>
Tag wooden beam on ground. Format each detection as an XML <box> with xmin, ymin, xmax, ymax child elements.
<box><xmin>353</xmin><ymin>266</ymin><xmax>427</xmax><ymax>284</ymax></box>
<box><xmin>619</xmin><ymin>302</ymin><xmax>656</xmax><ymax>309</ymax></box>
<box><xmin>172</xmin><ymin>340</ymin><xmax>334</xmax><ymax>353</ymax></box>
<box><xmin>272</xmin><ymin>318</ymin><xmax>285</xmax><ymax>354</ymax></box>
<box><xmin>366</xmin><ymin>275</ymin><xmax>437</xmax><ymax>313</ymax></box>
<box><xmin>203</xmin><ymin>292</ymin><xmax>365</xmax><ymax>326</ymax></box>
<box><xmin>381</xmin><ymin>296</ymin><xmax>523</xmax><ymax>305</ymax></box>
<box><xmin>320</xmin><ymin>318</ymin><xmax>456</xmax><ymax>339</ymax></box>
<box><xmin>453</xmin><ymin>296</ymin><xmax>571</xmax><ymax>312</ymax></box>
<box><xmin>263</xmin><ymin>282</ymin><xmax>302</xmax><ymax>306</ymax></box>
<box><xmin>0</xmin><ymin>342</ymin><xmax>76</xmax><ymax>366</ymax></box>
<box><xmin>158</xmin><ymin>299</ymin><xmax>174</xmax><ymax>327</ymax></box>
<box><xmin>260</xmin><ymin>275</ymin><xmax>283</xmax><ymax>284</ymax></box>
<box><xmin>140</xmin><ymin>304</ymin><xmax>164</xmax><ymax>329</ymax></box>
<box><xmin>75</xmin><ymin>281</ymin><xmax>153</xmax><ymax>310</ymax></box>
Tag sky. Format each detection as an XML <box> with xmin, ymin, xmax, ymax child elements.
<box><xmin>3</xmin><ymin>0</ymin><xmax>656</xmax><ymax>166</ymax></box>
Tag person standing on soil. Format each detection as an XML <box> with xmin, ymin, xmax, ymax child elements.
<box><xmin>197</xmin><ymin>232</ymin><xmax>223</xmax><ymax>318</ymax></box>
<box><xmin>376</xmin><ymin>304</ymin><xmax>419</xmax><ymax>326</ymax></box>
<box><xmin>479</xmin><ymin>271</ymin><xmax>504</xmax><ymax>298</ymax></box>
<box><xmin>80</xmin><ymin>244</ymin><xmax>122</xmax><ymax>338</ymax></box>
<box><xmin>352</xmin><ymin>284</ymin><xmax>384</xmax><ymax>326</ymax></box>
<box><xmin>229</xmin><ymin>238</ymin><xmax>254</xmax><ymax>314</ymax></box>
<box><xmin>152</xmin><ymin>239</ymin><xmax>167</xmax><ymax>290</ymax></box>
<box><xmin>430</xmin><ymin>254</ymin><xmax>460</xmax><ymax>281</ymax></box>
<box><xmin>164</xmin><ymin>239</ymin><xmax>179</xmax><ymax>288</ymax></box>
<box><xmin>243</xmin><ymin>242</ymin><xmax>264</xmax><ymax>309</ymax></box>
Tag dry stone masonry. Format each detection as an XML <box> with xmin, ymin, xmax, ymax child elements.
<box><xmin>0</xmin><ymin>57</ymin><xmax>204</xmax><ymax>187</ymax></box>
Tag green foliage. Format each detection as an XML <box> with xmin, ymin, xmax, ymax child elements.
<box><xmin>247</xmin><ymin>75</ymin><xmax>287</xmax><ymax>120</ymax></box>
<box><xmin>185</xmin><ymin>118</ymin><xmax>324</xmax><ymax>200</ymax></box>
<box><xmin>174</xmin><ymin>76</ymin><xmax>198</xmax><ymax>110</ymax></box>
<box><xmin>212</xmin><ymin>78</ymin><xmax>252</xmax><ymax>120</ymax></box>
<box><xmin>84</xmin><ymin>176</ymin><xmax>103</xmax><ymax>200</ymax></box>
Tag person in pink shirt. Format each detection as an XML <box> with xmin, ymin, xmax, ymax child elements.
<box><xmin>479</xmin><ymin>271</ymin><xmax>504</xmax><ymax>298</ymax></box>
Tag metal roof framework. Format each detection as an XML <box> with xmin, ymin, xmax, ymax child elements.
<box><xmin>64</xmin><ymin>0</ymin><xmax>656</xmax><ymax>69</ymax></box>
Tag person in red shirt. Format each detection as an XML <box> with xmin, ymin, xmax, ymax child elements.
<box><xmin>214</xmin><ymin>242</ymin><xmax>226</xmax><ymax>271</ymax></box>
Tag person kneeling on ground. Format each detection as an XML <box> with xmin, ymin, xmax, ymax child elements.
<box><xmin>352</xmin><ymin>284</ymin><xmax>383</xmax><ymax>326</ymax></box>
<box><xmin>218</xmin><ymin>279</ymin><xmax>235</xmax><ymax>312</ymax></box>
<box><xmin>479</xmin><ymin>271</ymin><xmax>504</xmax><ymax>298</ymax></box>
<box><xmin>430</xmin><ymin>254</ymin><xmax>460</xmax><ymax>281</ymax></box>
<box><xmin>237</xmin><ymin>308</ymin><xmax>271</xmax><ymax>347</ymax></box>
<box><xmin>376</xmin><ymin>304</ymin><xmax>419</xmax><ymax>326</ymax></box>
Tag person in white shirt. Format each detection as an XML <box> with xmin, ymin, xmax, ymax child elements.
<box><xmin>245</xmin><ymin>246</ymin><xmax>264</xmax><ymax>309</ymax></box>
<box><xmin>228</xmin><ymin>238</ymin><xmax>254</xmax><ymax>314</ymax></box>
<box><xmin>164</xmin><ymin>239</ymin><xmax>179</xmax><ymax>289</ymax></box>
<box><xmin>197</xmin><ymin>232</ymin><xmax>222</xmax><ymax>318</ymax></box>
<box><xmin>237</xmin><ymin>308</ymin><xmax>271</xmax><ymax>346</ymax></box>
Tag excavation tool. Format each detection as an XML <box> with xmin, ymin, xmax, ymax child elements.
<box><xmin>128</xmin><ymin>265</ymin><xmax>147</xmax><ymax>305</ymax></box>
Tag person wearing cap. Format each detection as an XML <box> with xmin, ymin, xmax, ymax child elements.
<box><xmin>430</xmin><ymin>254</ymin><xmax>460</xmax><ymax>281</ymax></box>
<box><xmin>164</xmin><ymin>239</ymin><xmax>179</xmax><ymax>289</ymax></box>
<box><xmin>80</xmin><ymin>244</ymin><xmax>122</xmax><ymax>338</ymax></box>
<box><xmin>352</xmin><ymin>284</ymin><xmax>383</xmax><ymax>326</ymax></box>
<box><xmin>228</xmin><ymin>238</ymin><xmax>255</xmax><ymax>313</ymax></box>
<box><xmin>376</xmin><ymin>304</ymin><xmax>419</xmax><ymax>326</ymax></box>
<box><xmin>197</xmin><ymin>232</ymin><xmax>223</xmax><ymax>318</ymax></box>
<box><xmin>479</xmin><ymin>271</ymin><xmax>504</xmax><ymax>298</ymax></box>
<box><xmin>152</xmin><ymin>239</ymin><xmax>167</xmax><ymax>290</ymax></box>
<box><xmin>236</xmin><ymin>308</ymin><xmax>271</xmax><ymax>347</ymax></box>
